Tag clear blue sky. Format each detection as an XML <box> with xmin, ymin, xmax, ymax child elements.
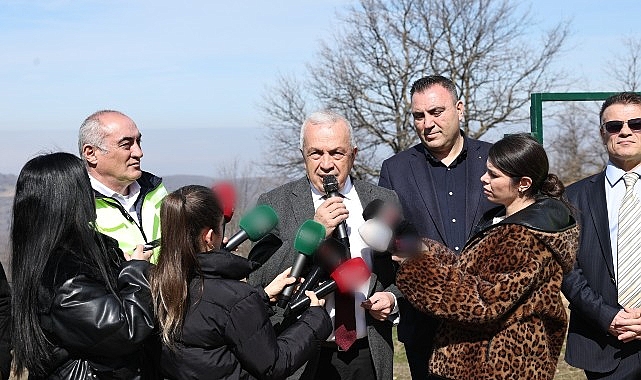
<box><xmin>1</xmin><ymin>0</ymin><xmax>639</xmax><ymax>176</ymax></box>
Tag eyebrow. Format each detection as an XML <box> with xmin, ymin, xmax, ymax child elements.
<box><xmin>116</xmin><ymin>134</ymin><xmax>141</xmax><ymax>144</ymax></box>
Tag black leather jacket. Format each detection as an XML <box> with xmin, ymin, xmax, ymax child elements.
<box><xmin>34</xmin><ymin>235</ymin><xmax>157</xmax><ymax>379</ymax></box>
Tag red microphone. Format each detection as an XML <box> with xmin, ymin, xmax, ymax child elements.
<box><xmin>212</xmin><ymin>181</ymin><xmax>236</xmax><ymax>224</ymax></box>
<box><xmin>330</xmin><ymin>257</ymin><xmax>371</xmax><ymax>292</ymax></box>
<box><xmin>285</xmin><ymin>257</ymin><xmax>371</xmax><ymax>316</ymax></box>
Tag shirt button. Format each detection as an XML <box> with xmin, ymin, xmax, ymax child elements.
<box><xmin>448</xmin><ymin>191</ymin><xmax>453</xmax><ymax>196</ymax></box>
<box><xmin>452</xmin><ymin>218</ymin><xmax>456</xmax><ymax>223</ymax></box>
<box><xmin>455</xmin><ymin>246</ymin><xmax>460</xmax><ymax>251</ymax></box>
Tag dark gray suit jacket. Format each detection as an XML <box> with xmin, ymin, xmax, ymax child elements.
<box><xmin>379</xmin><ymin>138</ymin><xmax>494</xmax><ymax>348</ymax></box>
<box><xmin>562</xmin><ymin>171</ymin><xmax>641</xmax><ymax>373</ymax></box>
<box><xmin>248</xmin><ymin>177</ymin><xmax>400</xmax><ymax>380</ymax></box>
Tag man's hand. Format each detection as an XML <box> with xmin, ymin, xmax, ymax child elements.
<box><xmin>609</xmin><ymin>308</ymin><xmax>641</xmax><ymax>342</ymax></box>
<box><xmin>361</xmin><ymin>291</ymin><xmax>395</xmax><ymax>321</ymax></box>
<box><xmin>126</xmin><ymin>244</ymin><xmax>153</xmax><ymax>262</ymax></box>
<box><xmin>314</xmin><ymin>197</ymin><xmax>349</xmax><ymax>237</ymax></box>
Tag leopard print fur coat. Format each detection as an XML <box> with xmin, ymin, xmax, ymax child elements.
<box><xmin>397</xmin><ymin>197</ymin><xmax>579</xmax><ymax>380</ymax></box>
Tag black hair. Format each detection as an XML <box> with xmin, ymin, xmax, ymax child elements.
<box><xmin>488</xmin><ymin>134</ymin><xmax>565</xmax><ymax>199</ymax></box>
<box><xmin>410</xmin><ymin>75</ymin><xmax>458</xmax><ymax>101</ymax></box>
<box><xmin>600</xmin><ymin>92</ymin><xmax>641</xmax><ymax>123</ymax></box>
<box><xmin>11</xmin><ymin>152</ymin><xmax>116</xmax><ymax>376</ymax></box>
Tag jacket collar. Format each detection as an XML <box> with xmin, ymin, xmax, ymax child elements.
<box><xmin>475</xmin><ymin>196</ymin><xmax>576</xmax><ymax>234</ymax></box>
<box><xmin>92</xmin><ymin>171</ymin><xmax>163</xmax><ymax>199</ymax></box>
<box><xmin>196</xmin><ymin>250</ymin><xmax>260</xmax><ymax>280</ymax></box>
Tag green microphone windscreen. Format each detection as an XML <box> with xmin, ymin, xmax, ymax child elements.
<box><xmin>294</xmin><ymin>220</ymin><xmax>326</xmax><ymax>255</ymax></box>
<box><xmin>239</xmin><ymin>205</ymin><xmax>278</xmax><ymax>241</ymax></box>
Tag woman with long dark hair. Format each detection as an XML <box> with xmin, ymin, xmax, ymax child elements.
<box><xmin>11</xmin><ymin>152</ymin><xmax>156</xmax><ymax>379</ymax></box>
<box><xmin>396</xmin><ymin>134</ymin><xmax>579</xmax><ymax>380</ymax></box>
<box><xmin>150</xmin><ymin>185</ymin><xmax>331</xmax><ymax>380</ymax></box>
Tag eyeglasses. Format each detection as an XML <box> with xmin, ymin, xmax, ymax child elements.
<box><xmin>602</xmin><ymin>118</ymin><xmax>641</xmax><ymax>134</ymax></box>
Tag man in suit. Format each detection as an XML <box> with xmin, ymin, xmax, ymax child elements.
<box><xmin>248</xmin><ymin>110</ymin><xmax>401</xmax><ymax>380</ymax></box>
<box><xmin>378</xmin><ymin>75</ymin><xmax>494</xmax><ymax>379</ymax></box>
<box><xmin>563</xmin><ymin>92</ymin><xmax>641</xmax><ymax>379</ymax></box>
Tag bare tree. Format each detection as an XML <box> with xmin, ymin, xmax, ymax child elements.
<box><xmin>606</xmin><ymin>36</ymin><xmax>641</xmax><ymax>92</ymax></box>
<box><xmin>546</xmin><ymin>36</ymin><xmax>641</xmax><ymax>186</ymax></box>
<box><xmin>545</xmin><ymin>102</ymin><xmax>607</xmax><ymax>185</ymax></box>
<box><xmin>262</xmin><ymin>0</ymin><xmax>570</xmax><ymax>180</ymax></box>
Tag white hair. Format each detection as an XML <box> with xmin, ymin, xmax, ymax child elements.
<box><xmin>299</xmin><ymin>110</ymin><xmax>355</xmax><ymax>150</ymax></box>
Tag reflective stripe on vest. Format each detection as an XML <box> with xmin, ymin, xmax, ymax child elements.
<box><xmin>95</xmin><ymin>184</ymin><xmax>168</xmax><ymax>264</ymax></box>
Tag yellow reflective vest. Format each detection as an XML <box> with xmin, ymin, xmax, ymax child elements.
<box><xmin>94</xmin><ymin>172</ymin><xmax>168</xmax><ymax>264</ymax></box>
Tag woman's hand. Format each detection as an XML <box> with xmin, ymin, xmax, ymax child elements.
<box><xmin>305</xmin><ymin>290</ymin><xmax>325</xmax><ymax>307</ymax></box>
<box><xmin>125</xmin><ymin>244</ymin><xmax>153</xmax><ymax>262</ymax></box>
<box><xmin>264</xmin><ymin>267</ymin><xmax>297</xmax><ymax>303</ymax></box>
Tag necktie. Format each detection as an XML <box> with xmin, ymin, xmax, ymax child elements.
<box><xmin>617</xmin><ymin>172</ymin><xmax>641</xmax><ymax>308</ymax></box>
<box><xmin>333</xmin><ymin>221</ymin><xmax>357</xmax><ymax>351</ymax></box>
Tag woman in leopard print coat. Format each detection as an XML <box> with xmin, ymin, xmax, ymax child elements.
<box><xmin>397</xmin><ymin>134</ymin><xmax>579</xmax><ymax>380</ymax></box>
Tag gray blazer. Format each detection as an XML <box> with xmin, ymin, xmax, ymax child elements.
<box><xmin>248</xmin><ymin>177</ymin><xmax>400</xmax><ymax>380</ymax></box>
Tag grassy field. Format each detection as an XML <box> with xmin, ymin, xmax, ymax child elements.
<box><xmin>391</xmin><ymin>327</ymin><xmax>587</xmax><ymax>380</ymax></box>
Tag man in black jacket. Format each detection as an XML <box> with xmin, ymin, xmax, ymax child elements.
<box><xmin>379</xmin><ymin>75</ymin><xmax>494</xmax><ymax>379</ymax></box>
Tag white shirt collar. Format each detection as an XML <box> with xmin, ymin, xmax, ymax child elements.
<box><xmin>89</xmin><ymin>174</ymin><xmax>139</xmax><ymax>198</ymax></box>
<box><xmin>605</xmin><ymin>161</ymin><xmax>641</xmax><ymax>188</ymax></box>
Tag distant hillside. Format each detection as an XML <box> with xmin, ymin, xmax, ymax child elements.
<box><xmin>160</xmin><ymin>174</ymin><xmax>216</xmax><ymax>192</ymax></box>
<box><xmin>0</xmin><ymin>174</ymin><xmax>16</xmax><ymax>196</ymax></box>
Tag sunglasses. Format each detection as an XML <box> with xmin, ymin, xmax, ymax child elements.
<box><xmin>602</xmin><ymin>118</ymin><xmax>641</xmax><ymax>134</ymax></box>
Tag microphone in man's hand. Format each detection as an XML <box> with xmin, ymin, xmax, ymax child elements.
<box><xmin>223</xmin><ymin>205</ymin><xmax>278</xmax><ymax>252</ymax></box>
<box><xmin>322</xmin><ymin>175</ymin><xmax>349</xmax><ymax>248</ymax></box>
<box><xmin>277</xmin><ymin>220</ymin><xmax>326</xmax><ymax>308</ymax></box>
<box><xmin>286</xmin><ymin>257</ymin><xmax>371</xmax><ymax>316</ymax></box>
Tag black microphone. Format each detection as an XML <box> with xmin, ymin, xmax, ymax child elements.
<box><xmin>362</xmin><ymin>199</ymin><xmax>385</xmax><ymax>221</ymax></box>
<box><xmin>285</xmin><ymin>257</ymin><xmax>370</xmax><ymax>317</ymax></box>
<box><xmin>322</xmin><ymin>175</ymin><xmax>349</xmax><ymax>248</ymax></box>
<box><xmin>287</xmin><ymin>236</ymin><xmax>348</xmax><ymax>310</ymax></box>
<box><xmin>277</xmin><ymin>220</ymin><xmax>326</xmax><ymax>308</ymax></box>
<box><xmin>289</xmin><ymin>266</ymin><xmax>325</xmax><ymax>304</ymax></box>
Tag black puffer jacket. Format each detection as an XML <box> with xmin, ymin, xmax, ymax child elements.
<box><xmin>161</xmin><ymin>250</ymin><xmax>332</xmax><ymax>380</ymax></box>
<box><xmin>35</xmin><ymin>235</ymin><xmax>157</xmax><ymax>379</ymax></box>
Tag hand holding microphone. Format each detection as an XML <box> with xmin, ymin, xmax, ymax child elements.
<box><xmin>286</xmin><ymin>257</ymin><xmax>371</xmax><ymax>317</ymax></box>
<box><xmin>320</xmin><ymin>175</ymin><xmax>350</xmax><ymax>247</ymax></box>
<box><xmin>314</xmin><ymin>198</ymin><xmax>348</xmax><ymax>238</ymax></box>
<box><xmin>264</xmin><ymin>267</ymin><xmax>297</xmax><ymax>303</ymax></box>
<box><xmin>277</xmin><ymin>220</ymin><xmax>326</xmax><ymax>308</ymax></box>
<box><xmin>287</xmin><ymin>237</ymin><xmax>348</xmax><ymax>309</ymax></box>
